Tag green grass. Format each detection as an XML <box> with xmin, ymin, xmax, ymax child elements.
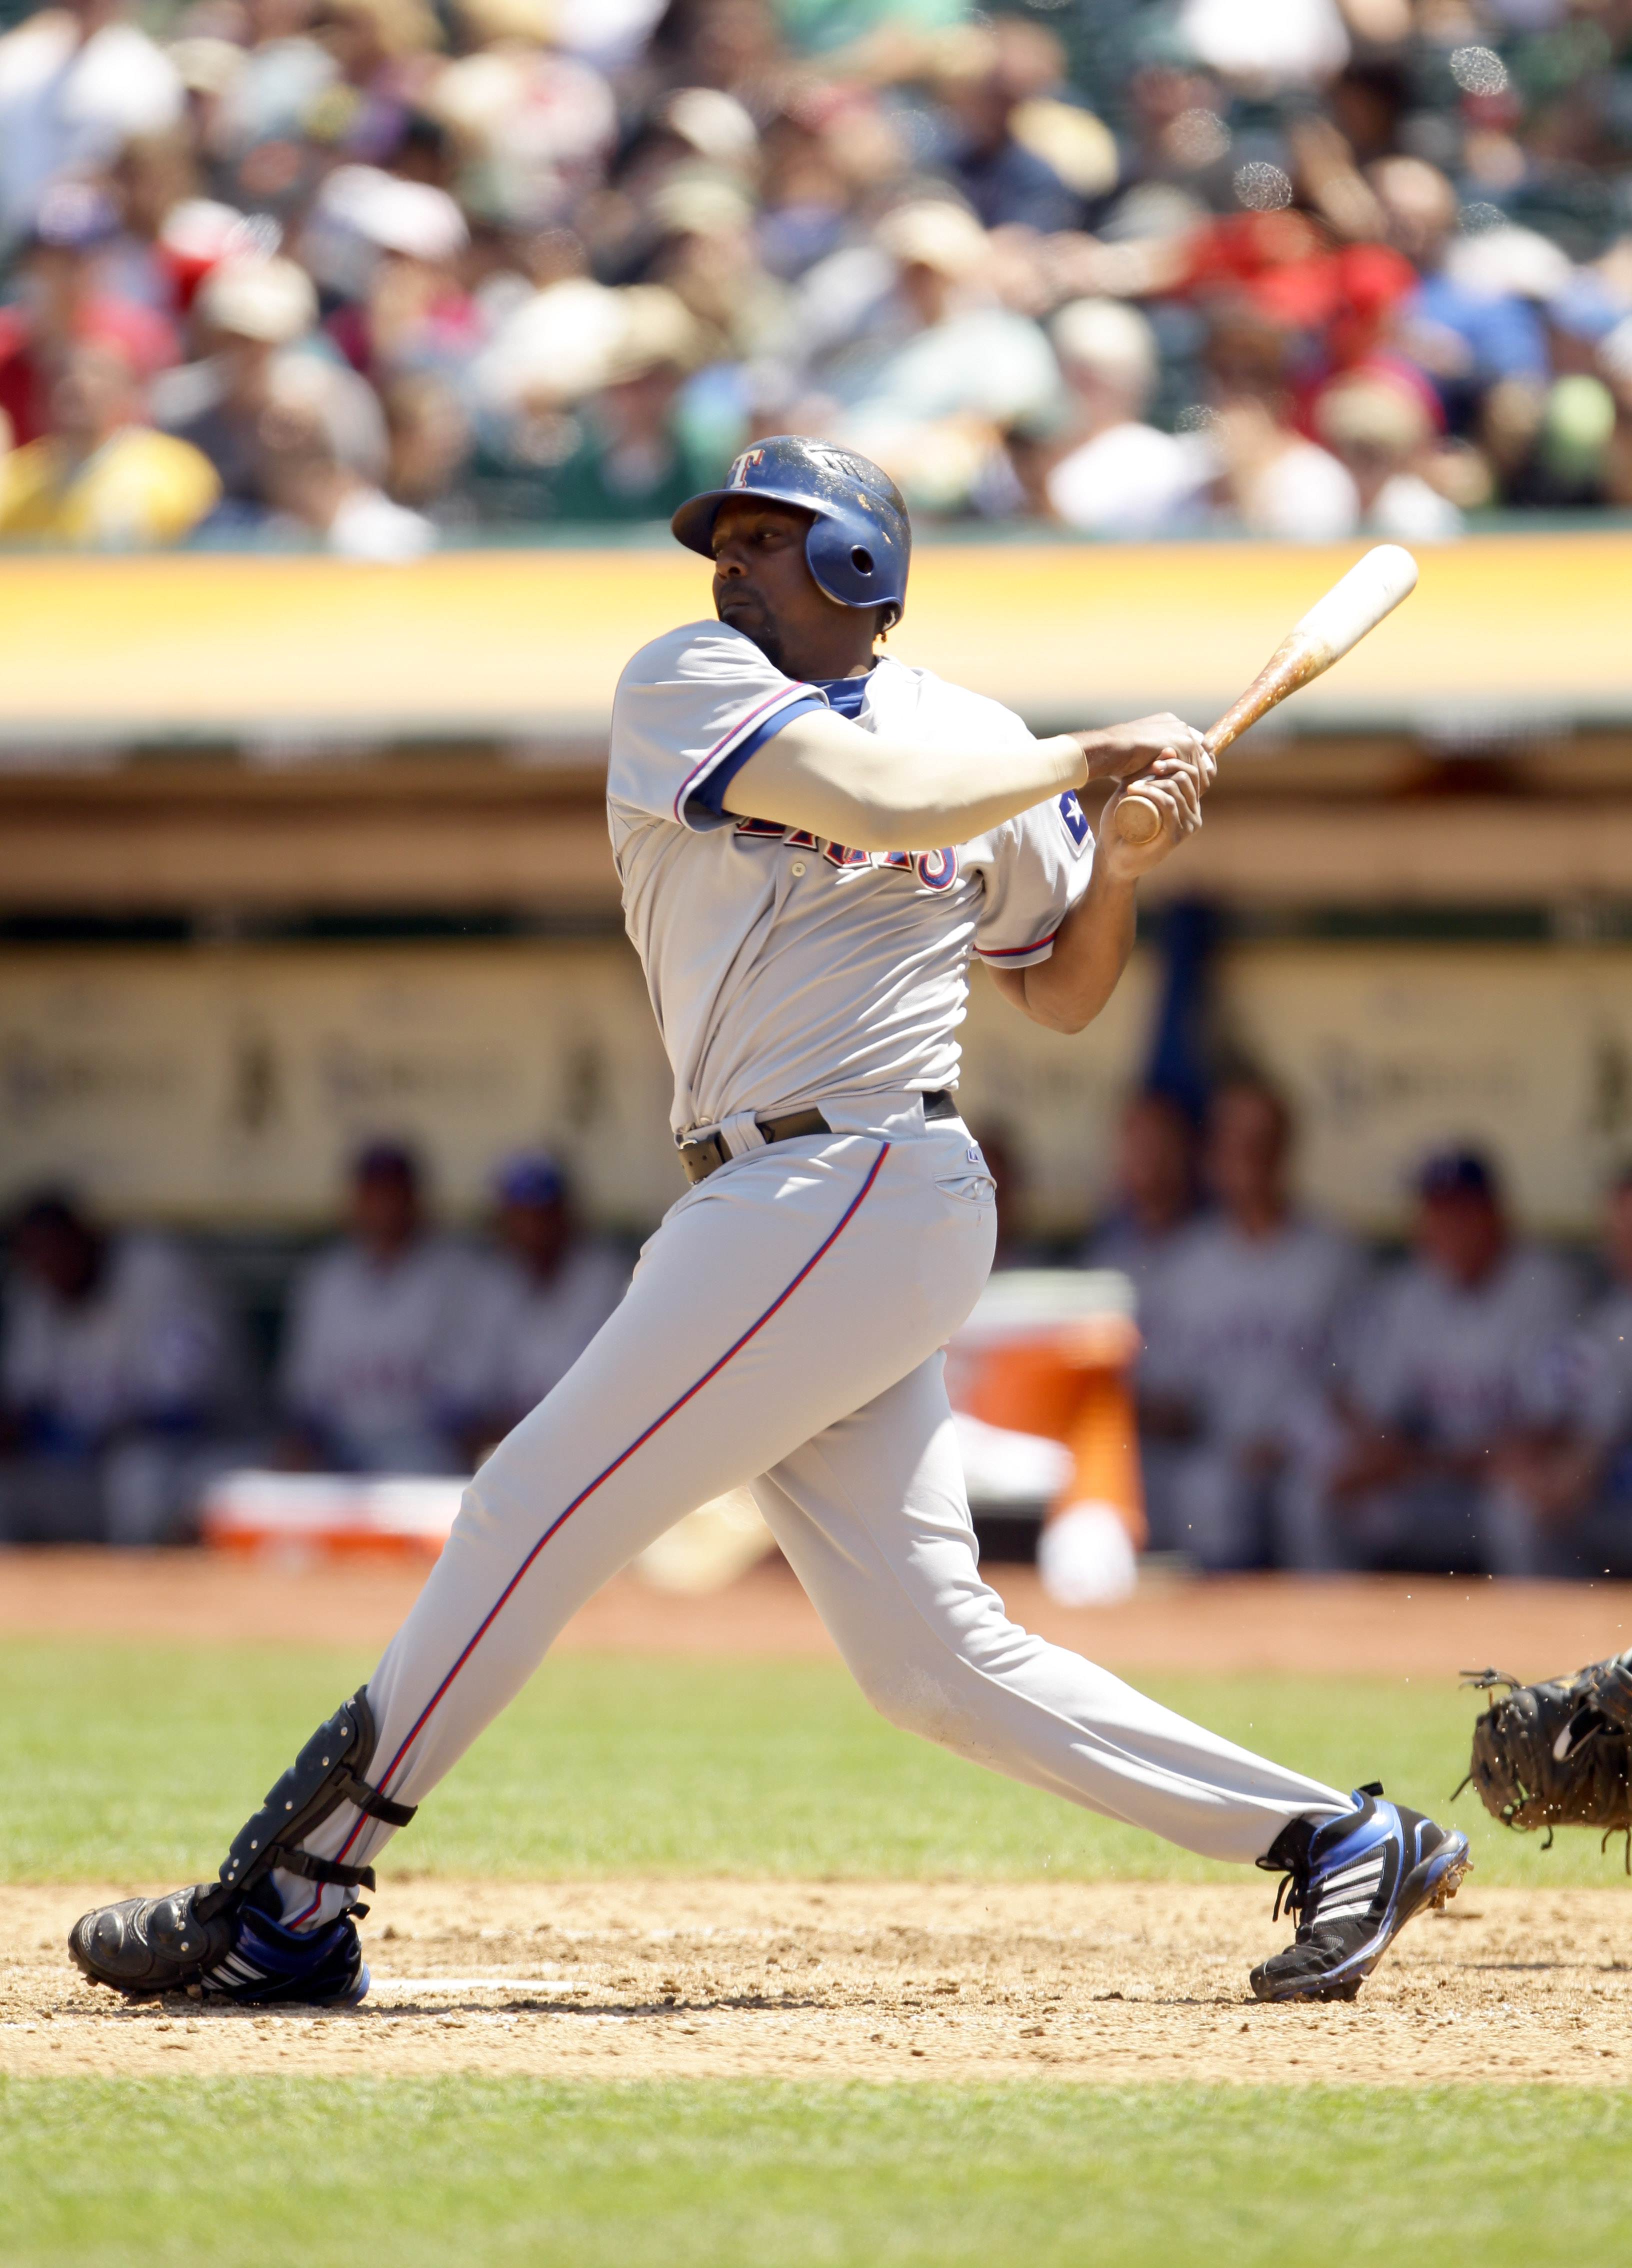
<box><xmin>2</xmin><ymin>1638</ymin><xmax>1622</xmax><ymax>1888</ymax></box>
<box><xmin>4</xmin><ymin>2078</ymin><xmax>1631</xmax><ymax>2267</ymax></box>
<box><xmin>10</xmin><ymin>1651</ymin><xmax>1630</xmax><ymax>2262</ymax></box>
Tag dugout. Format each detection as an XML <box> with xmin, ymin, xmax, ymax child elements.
<box><xmin>0</xmin><ymin>528</ymin><xmax>1630</xmax><ymax>1280</ymax></box>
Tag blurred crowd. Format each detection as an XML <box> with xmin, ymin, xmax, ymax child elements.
<box><xmin>0</xmin><ymin>1140</ymin><xmax>630</xmax><ymax>1542</ymax></box>
<box><xmin>1072</xmin><ymin>1080</ymin><xmax>1632</xmax><ymax>1580</ymax></box>
<box><xmin>4</xmin><ymin>0</ymin><xmax>1632</xmax><ymax>551</ymax></box>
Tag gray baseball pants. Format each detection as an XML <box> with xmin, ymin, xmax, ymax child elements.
<box><xmin>274</xmin><ymin>1095</ymin><xmax>1348</xmax><ymax>1926</ymax></box>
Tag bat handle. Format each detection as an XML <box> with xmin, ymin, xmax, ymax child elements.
<box><xmin>1112</xmin><ymin>627</ymin><xmax>1329</xmax><ymax>847</ymax></box>
<box><xmin>1112</xmin><ymin>792</ymin><xmax>1164</xmax><ymax>847</ymax></box>
<box><xmin>1112</xmin><ymin>723</ymin><xmax>1227</xmax><ymax>848</ymax></box>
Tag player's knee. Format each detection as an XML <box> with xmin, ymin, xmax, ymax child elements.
<box><xmin>852</xmin><ymin>1649</ymin><xmax>980</xmax><ymax>1748</ymax></box>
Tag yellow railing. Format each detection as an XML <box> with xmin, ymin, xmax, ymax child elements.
<box><xmin>0</xmin><ymin>530</ymin><xmax>1628</xmax><ymax>744</ymax></box>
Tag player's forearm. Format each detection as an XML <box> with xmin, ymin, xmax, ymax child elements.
<box><xmin>723</xmin><ymin>710</ymin><xmax>1088</xmax><ymax>852</ymax></box>
<box><xmin>998</xmin><ymin>858</ymin><xmax>1138</xmax><ymax>1034</ymax></box>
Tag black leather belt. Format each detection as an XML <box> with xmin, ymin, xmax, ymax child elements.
<box><xmin>678</xmin><ymin>1089</ymin><xmax>959</xmax><ymax>1186</ymax></box>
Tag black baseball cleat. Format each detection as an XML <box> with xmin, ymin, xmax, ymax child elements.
<box><xmin>68</xmin><ymin>1684</ymin><xmax>416</xmax><ymax>2008</ymax></box>
<box><xmin>1250</xmin><ymin>1786</ymin><xmax>1470</xmax><ymax>2004</ymax></box>
<box><xmin>70</xmin><ymin>1880</ymin><xmax>370</xmax><ymax>2006</ymax></box>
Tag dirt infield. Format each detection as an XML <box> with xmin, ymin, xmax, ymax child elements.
<box><xmin>5</xmin><ymin>1548</ymin><xmax>1632</xmax><ymax>1680</ymax></box>
<box><xmin>6</xmin><ymin>1877</ymin><xmax>1630</xmax><ymax>2087</ymax></box>
<box><xmin>10</xmin><ymin>1555</ymin><xmax>1632</xmax><ymax>2088</ymax></box>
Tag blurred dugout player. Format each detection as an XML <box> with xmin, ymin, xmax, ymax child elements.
<box><xmin>0</xmin><ymin>1192</ymin><xmax>248</xmax><ymax>1543</ymax></box>
<box><xmin>1318</xmin><ymin>1150</ymin><xmax>1576</xmax><ymax>1572</ymax></box>
<box><xmin>1138</xmin><ymin>1078</ymin><xmax>1364</xmax><ymax>1569</ymax></box>
<box><xmin>279</xmin><ymin>1143</ymin><xmax>491</xmax><ymax>1476</ymax></box>
<box><xmin>468</xmin><ymin>1154</ymin><xmax>630</xmax><ymax>1442</ymax></box>
<box><xmin>1078</xmin><ymin>1088</ymin><xmax>1200</xmax><ymax>1566</ymax></box>
<box><xmin>1080</xmin><ymin>1087</ymin><xmax>1198</xmax><ymax>1301</ymax></box>
<box><xmin>1464</xmin><ymin>1166</ymin><xmax>1632</xmax><ymax>1578</ymax></box>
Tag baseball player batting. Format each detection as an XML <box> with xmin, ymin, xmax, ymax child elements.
<box><xmin>69</xmin><ymin>438</ymin><xmax>1466</xmax><ymax>2009</ymax></box>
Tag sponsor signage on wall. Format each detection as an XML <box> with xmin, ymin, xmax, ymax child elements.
<box><xmin>0</xmin><ymin>940</ymin><xmax>1627</xmax><ymax>1235</ymax></box>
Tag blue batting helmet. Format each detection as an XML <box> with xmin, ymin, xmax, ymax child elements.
<box><xmin>671</xmin><ymin>436</ymin><xmax>911</xmax><ymax>623</ymax></box>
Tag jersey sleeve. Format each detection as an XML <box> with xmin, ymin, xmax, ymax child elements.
<box><xmin>608</xmin><ymin>622</ymin><xmax>825</xmax><ymax>833</ymax></box>
<box><xmin>972</xmin><ymin>787</ymin><xmax>1095</xmax><ymax>968</ymax></box>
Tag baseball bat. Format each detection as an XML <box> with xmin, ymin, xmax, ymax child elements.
<box><xmin>1114</xmin><ymin>544</ymin><xmax>1420</xmax><ymax>847</ymax></box>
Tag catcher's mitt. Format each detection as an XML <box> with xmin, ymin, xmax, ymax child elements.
<box><xmin>1458</xmin><ymin>1652</ymin><xmax>1632</xmax><ymax>1867</ymax></box>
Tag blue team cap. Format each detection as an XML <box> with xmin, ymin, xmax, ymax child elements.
<box><xmin>1418</xmin><ymin>1148</ymin><xmax>1496</xmax><ymax>1201</ymax></box>
<box><xmin>352</xmin><ymin>1138</ymin><xmax>419</xmax><ymax>1186</ymax></box>
<box><xmin>494</xmin><ymin>1152</ymin><xmax>565</xmax><ymax>1206</ymax></box>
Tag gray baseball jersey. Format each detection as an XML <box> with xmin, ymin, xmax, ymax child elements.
<box><xmin>280</xmin><ymin>1234</ymin><xmax>494</xmax><ymax>1473</ymax></box>
<box><xmin>608</xmin><ymin>622</ymin><xmax>1094</xmax><ymax>1136</ymax></box>
<box><xmin>1568</xmin><ymin>1286</ymin><xmax>1632</xmax><ymax>1440</ymax></box>
<box><xmin>466</xmin><ymin>1240</ymin><xmax>632</xmax><ymax>1421</ymax></box>
<box><xmin>1536</xmin><ymin>1284</ymin><xmax>1632</xmax><ymax>1503</ymax></box>
<box><xmin>1082</xmin><ymin>1214</ymin><xmax>1194</xmax><ymax>1390</ymax></box>
<box><xmin>1144</xmin><ymin>1212</ymin><xmax>1366</xmax><ymax>1446</ymax></box>
<box><xmin>1</xmin><ymin>1232</ymin><xmax>238</xmax><ymax>1442</ymax></box>
<box><xmin>1349</xmin><ymin>1244</ymin><xmax>1578</xmax><ymax>1450</ymax></box>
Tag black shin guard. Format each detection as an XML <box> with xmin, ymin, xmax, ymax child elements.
<box><xmin>196</xmin><ymin>1687</ymin><xmax>418</xmax><ymax>1922</ymax></box>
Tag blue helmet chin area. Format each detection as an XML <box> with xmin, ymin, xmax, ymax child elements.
<box><xmin>671</xmin><ymin>435</ymin><xmax>911</xmax><ymax>624</ymax></box>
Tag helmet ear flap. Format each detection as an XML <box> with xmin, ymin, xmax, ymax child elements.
<box><xmin>803</xmin><ymin>510</ymin><xmax>906</xmax><ymax>614</ymax></box>
<box><xmin>804</xmin><ymin>512</ymin><xmax>874</xmax><ymax>608</ymax></box>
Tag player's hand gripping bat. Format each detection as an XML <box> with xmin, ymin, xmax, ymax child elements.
<box><xmin>1114</xmin><ymin>544</ymin><xmax>1420</xmax><ymax>848</ymax></box>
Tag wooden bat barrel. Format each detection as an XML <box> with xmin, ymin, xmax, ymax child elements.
<box><xmin>1113</xmin><ymin>545</ymin><xmax>1418</xmax><ymax>846</ymax></box>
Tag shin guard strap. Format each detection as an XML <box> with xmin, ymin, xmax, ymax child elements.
<box><xmin>206</xmin><ymin>1686</ymin><xmax>411</xmax><ymax>1916</ymax></box>
<box><xmin>335</xmin><ymin>1772</ymin><xmax>417</xmax><ymax>1828</ymax></box>
<box><xmin>276</xmin><ymin>1850</ymin><xmax>378</xmax><ymax>1892</ymax></box>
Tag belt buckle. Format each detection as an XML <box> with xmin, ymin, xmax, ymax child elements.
<box><xmin>678</xmin><ymin>1130</ymin><xmax>730</xmax><ymax>1185</ymax></box>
